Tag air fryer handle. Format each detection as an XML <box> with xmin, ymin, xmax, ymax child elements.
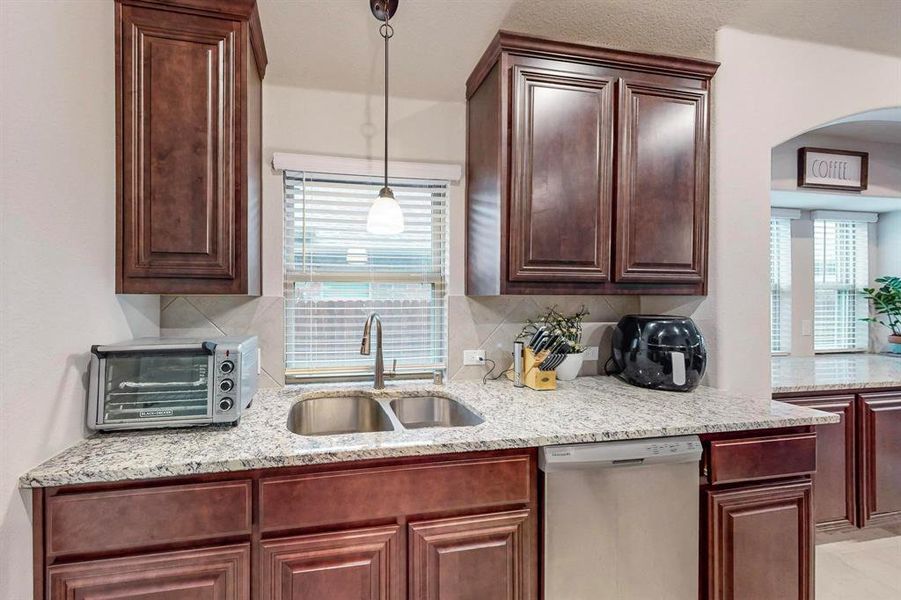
<box><xmin>670</xmin><ymin>351</ymin><xmax>686</xmax><ymax>386</ymax></box>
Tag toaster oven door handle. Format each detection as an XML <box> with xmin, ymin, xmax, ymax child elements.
<box><xmin>91</xmin><ymin>342</ymin><xmax>217</xmax><ymax>356</ymax></box>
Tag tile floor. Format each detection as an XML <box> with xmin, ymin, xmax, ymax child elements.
<box><xmin>816</xmin><ymin>525</ymin><xmax>901</xmax><ymax>600</ymax></box>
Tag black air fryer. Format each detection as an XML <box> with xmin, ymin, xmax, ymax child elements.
<box><xmin>609</xmin><ymin>315</ymin><xmax>707</xmax><ymax>392</ymax></box>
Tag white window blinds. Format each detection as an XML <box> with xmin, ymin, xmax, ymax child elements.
<box><xmin>284</xmin><ymin>171</ymin><xmax>448</xmax><ymax>381</ymax></box>
<box><xmin>814</xmin><ymin>219</ymin><xmax>869</xmax><ymax>352</ymax></box>
<box><xmin>770</xmin><ymin>217</ymin><xmax>792</xmax><ymax>354</ymax></box>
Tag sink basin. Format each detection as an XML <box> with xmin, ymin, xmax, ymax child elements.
<box><xmin>288</xmin><ymin>395</ymin><xmax>395</xmax><ymax>436</ymax></box>
<box><xmin>388</xmin><ymin>396</ymin><xmax>484</xmax><ymax>429</ymax></box>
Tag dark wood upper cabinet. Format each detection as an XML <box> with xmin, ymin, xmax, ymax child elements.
<box><xmin>615</xmin><ymin>81</ymin><xmax>708</xmax><ymax>283</ymax></box>
<box><xmin>116</xmin><ymin>0</ymin><xmax>266</xmax><ymax>294</ymax></box>
<box><xmin>509</xmin><ymin>65</ymin><xmax>614</xmax><ymax>284</ymax></box>
<box><xmin>465</xmin><ymin>32</ymin><xmax>718</xmax><ymax>295</ymax></box>
<box><xmin>859</xmin><ymin>391</ymin><xmax>901</xmax><ymax>526</ymax></box>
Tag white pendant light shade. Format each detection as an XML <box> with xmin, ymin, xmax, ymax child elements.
<box><xmin>366</xmin><ymin>187</ymin><xmax>404</xmax><ymax>235</ymax></box>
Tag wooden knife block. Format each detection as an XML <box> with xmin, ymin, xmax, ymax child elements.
<box><xmin>507</xmin><ymin>347</ymin><xmax>557</xmax><ymax>390</ymax></box>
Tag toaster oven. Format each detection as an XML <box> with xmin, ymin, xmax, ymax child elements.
<box><xmin>87</xmin><ymin>336</ymin><xmax>258</xmax><ymax>431</ymax></box>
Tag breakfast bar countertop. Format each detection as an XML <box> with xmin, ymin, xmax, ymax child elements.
<box><xmin>21</xmin><ymin>375</ymin><xmax>837</xmax><ymax>488</ymax></box>
<box><xmin>772</xmin><ymin>354</ymin><xmax>901</xmax><ymax>394</ymax></box>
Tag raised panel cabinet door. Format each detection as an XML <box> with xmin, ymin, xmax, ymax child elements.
<box><xmin>859</xmin><ymin>392</ymin><xmax>901</xmax><ymax>526</ymax></box>
<box><xmin>615</xmin><ymin>79</ymin><xmax>709</xmax><ymax>283</ymax></box>
<box><xmin>47</xmin><ymin>544</ymin><xmax>249</xmax><ymax>600</ymax></box>
<box><xmin>118</xmin><ymin>4</ymin><xmax>241</xmax><ymax>291</ymax></box>
<box><xmin>705</xmin><ymin>480</ymin><xmax>813</xmax><ymax>600</ymax></box>
<box><xmin>259</xmin><ymin>525</ymin><xmax>401</xmax><ymax>600</ymax></box>
<box><xmin>509</xmin><ymin>64</ymin><xmax>614</xmax><ymax>283</ymax></box>
<box><xmin>409</xmin><ymin>510</ymin><xmax>531</xmax><ymax>600</ymax></box>
<box><xmin>782</xmin><ymin>395</ymin><xmax>857</xmax><ymax>529</ymax></box>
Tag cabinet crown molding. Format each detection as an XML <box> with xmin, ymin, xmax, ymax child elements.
<box><xmin>117</xmin><ymin>0</ymin><xmax>257</xmax><ymax>20</ymax></box>
<box><xmin>116</xmin><ymin>0</ymin><xmax>268</xmax><ymax>76</ymax></box>
<box><xmin>466</xmin><ymin>30</ymin><xmax>720</xmax><ymax>98</ymax></box>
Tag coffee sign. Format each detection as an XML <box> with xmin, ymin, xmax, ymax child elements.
<box><xmin>798</xmin><ymin>147</ymin><xmax>868</xmax><ymax>191</ymax></box>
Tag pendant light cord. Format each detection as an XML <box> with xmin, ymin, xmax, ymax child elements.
<box><xmin>380</xmin><ymin>8</ymin><xmax>393</xmax><ymax>191</ymax></box>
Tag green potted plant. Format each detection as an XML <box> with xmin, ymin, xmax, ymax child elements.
<box><xmin>518</xmin><ymin>306</ymin><xmax>590</xmax><ymax>380</ymax></box>
<box><xmin>861</xmin><ymin>276</ymin><xmax>901</xmax><ymax>353</ymax></box>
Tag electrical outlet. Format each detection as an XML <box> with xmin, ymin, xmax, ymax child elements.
<box><xmin>801</xmin><ymin>320</ymin><xmax>812</xmax><ymax>336</ymax></box>
<box><xmin>584</xmin><ymin>346</ymin><xmax>599</xmax><ymax>361</ymax></box>
<box><xmin>463</xmin><ymin>349</ymin><xmax>486</xmax><ymax>366</ymax></box>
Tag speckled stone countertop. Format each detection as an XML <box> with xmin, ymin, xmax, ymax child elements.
<box><xmin>20</xmin><ymin>376</ymin><xmax>837</xmax><ymax>488</ymax></box>
<box><xmin>772</xmin><ymin>354</ymin><xmax>901</xmax><ymax>394</ymax></box>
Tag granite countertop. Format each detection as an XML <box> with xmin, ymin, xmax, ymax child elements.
<box><xmin>772</xmin><ymin>354</ymin><xmax>901</xmax><ymax>394</ymax></box>
<box><xmin>20</xmin><ymin>376</ymin><xmax>837</xmax><ymax>488</ymax></box>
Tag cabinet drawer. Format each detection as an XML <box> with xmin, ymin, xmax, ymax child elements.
<box><xmin>260</xmin><ymin>454</ymin><xmax>533</xmax><ymax>533</ymax></box>
<box><xmin>707</xmin><ymin>433</ymin><xmax>816</xmax><ymax>485</ymax></box>
<box><xmin>47</xmin><ymin>480</ymin><xmax>252</xmax><ymax>558</ymax></box>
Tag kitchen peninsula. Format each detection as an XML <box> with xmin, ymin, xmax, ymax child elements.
<box><xmin>773</xmin><ymin>354</ymin><xmax>901</xmax><ymax>532</ymax></box>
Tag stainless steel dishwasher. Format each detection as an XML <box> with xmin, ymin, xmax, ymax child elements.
<box><xmin>540</xmin><ymin>436</ymin><xmax>703</xmax><ymax>600</ymax></box>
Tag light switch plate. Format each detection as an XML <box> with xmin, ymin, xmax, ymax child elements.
<box><xmin>801</xmin><ymin>320</ymin><xmax>812</xmax><ymax>336</ymax></box>
<box><xmin>584</xmin><ymin>346</ymin><xmax>599</xmax><ymax>360</ymax></box>
<box><xmin>463</xmin><ymin>349</ymin><xmax>486</xmax><ymax>366</ymax></box>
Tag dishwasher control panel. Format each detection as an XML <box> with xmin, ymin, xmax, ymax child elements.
<box><xmin>540</xmin><ymin>436</ymin><xmax>702</xmax><ymax>471</ymax></box>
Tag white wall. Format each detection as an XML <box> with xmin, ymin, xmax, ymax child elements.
<box><xmin>772</xmin><ymin>133</ymin><xmax>901</xmax><ymax>198</ymax></box>
<box><xmin>782</xmin><ymin>212</ymin><xmax>879</xmax><ymax>356</ymax></box>
<box><xmin>261</xmin><ymin>84</ymin><xmax>467</xmax><ymax>296</ymax></box>
<box><xmin>264</xmin><ymin>34</ymin><xmax>901</xmax><ymax>394</ymax></box>
<box><xmin>700</xmin><ymin>28</ymin><xmax>901</xmax><ymax>395</ymax></box>
<box><xmin>878</xmin><ymin>212</ymin><xmax>901</xmax><ymax>277</ymax></box>
<box><xmin>789</xmin><ymin>215</ymin><xmax>816</xmax><ymax>356</ymax></box>
<box><xmin>0</xmin><ymin>2</ymin><xmax>159</xmax><ymax>598</ymax></box>
<box><xmin>770</xmin><ymin>134</ymin><xmax>901</xmax><ymax>355</ymax></box>
<box><xmin>260</xmin><ymin>85</ymin><xmax>638</xmax><ymax>381</ymax></box>
<box><xmin>875</xmin><ymin>210</ymin><xmax>901</xmax><ymax>351</ymax></box>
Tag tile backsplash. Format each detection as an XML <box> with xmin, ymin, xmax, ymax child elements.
<box><xmin>160</xmin><ymin>294</ymin><xmax>639</xmax><ymax>385</ymax></box>
<box><xmin>160</xmin><ymin>296</ymin><xmax>285</xmax><ymax>388</ymax></box>
<box><xmin>447</xmin><ymin>295</ymin><xmax>639</xmax><ymax>380</ymax></box>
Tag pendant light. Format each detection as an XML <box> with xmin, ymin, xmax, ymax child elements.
<box><xmin>366</xmin><ymin>0</ymin><xmax>404</xmax><ymax>235</ymax></box>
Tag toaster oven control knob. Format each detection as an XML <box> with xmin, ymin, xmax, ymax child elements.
<box><xmin>219</xmin><ymin>360</ymin><xmax>235</xmax><ymax>374</ymax></box>
<box><xmin>219</xmin><ymin>379</ymin><xmax>234</xmax><ymax>392</ymax></box>
<box><xmin>218</xmin><ymin>397</ymin><xmax>234</xmax><ymax>412</ymax></box>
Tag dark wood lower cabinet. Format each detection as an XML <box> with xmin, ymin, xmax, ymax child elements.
<box><xmin>859</xmin><ymin>391</ymin><xmax>901</xmax><ymax>526</ymax></box>
<box><xmin>47</xmin><ymin>544</ymin><xmax>249</xmax><ymax>600</ymax></box>
<box><xmin>776</xmin><ymin>388</ymin><xmax>901</xmax><ymax>531</ymax></box>
<box><xmin>409</xmin><ymin>510</ymin><xmax>531</xmax><ymax>600</ymax></box>
<box><xmin>34</xmin><ymin>450</ymin><xmax>537</xmax><ymax>600</ymax></box>
<box><xmin>33</xmin><ymin>435</ymin><xmax>832</xmax><ymax>600</ymax></box>
<box><xmin>705</xmin><ymin>480</ymin><xmax>813</xmax><ymax>600</ymax></box>
<box><xmin>781</xmin><ymin>395</ymin><xmax>857</xmax><ymax>529</ymax></box>
<box><xmin>260</xmin><ymin>526</ymin><xmax>400</xmax><ymax>600</ymax></box>
<box><xmin>699</xmin><ymin>428</ymin><xmax>817</xmax><ymax>600</ymax></box>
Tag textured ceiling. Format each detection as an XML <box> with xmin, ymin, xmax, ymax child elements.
<box><xmin>259</xmin><ymin>0</ymin><xmax>901</xmax><ymax>101</ymax></box>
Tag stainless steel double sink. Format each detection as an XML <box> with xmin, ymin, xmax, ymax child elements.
<box><xmin>288</xmin><ymin>393</ymin><xmax>484</xmax><ymax>436</ymax></box>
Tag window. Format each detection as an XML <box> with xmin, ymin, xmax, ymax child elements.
<box><xmin>283</xmin><ymin>171</ymin><xmax>448</xmax><ymax>381</ymax></box>
<box><xmin>770</xmin><ymin>217</ymin><xmax>792</xmax><ymax>354</ymax></box>
<box><xmin>814</xmin><ymin>219</ymin><xmax>869</xmax><ymax>352</ymax></box>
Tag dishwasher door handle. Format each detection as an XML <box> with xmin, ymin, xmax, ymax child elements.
<box><xmin>611</xmin><ymin>458</ymin><xmax>645</xmax><ymax>466</ymax></box>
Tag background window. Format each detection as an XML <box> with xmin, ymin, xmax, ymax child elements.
<box><xmin>814</xmin><ymin>219</ymin><xmax>869</xmax><ymax>352</ymax></box>
<box><xmin>283</xmin><ymin>171</ymin><xmax>447</xmax><ymax>381</ymax></box>
<box><xmin>770</xmin><ymin>217</ymin><xmax>792</xmax><ymax>353</ymax></box>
